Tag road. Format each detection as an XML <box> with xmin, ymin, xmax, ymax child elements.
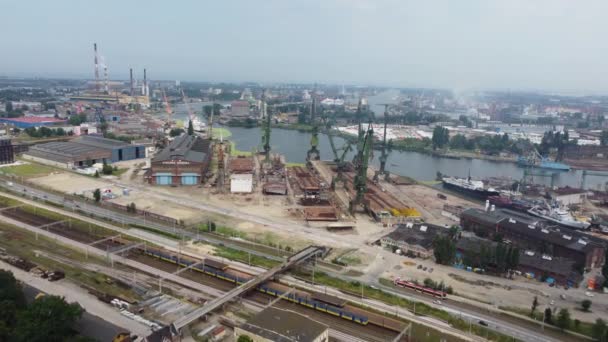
<box><xmin>0</xmin><ymin>260</ymin><xmax>151</xmax><ymax>339</ymax></box>
<box><xmin>0</xmin><ymin>180</ymin><xmax>568</xmax><ymax>342</ymax></box>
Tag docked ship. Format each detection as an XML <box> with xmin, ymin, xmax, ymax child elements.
<box><xmin>488</xmin><ymin>195</ymin><xmax>534</xmax><ymax>212</ymax></box>
<box><xmin>528</xmin><ymin>206</ymin><xmax>591</xmax><ymax>230</ymax></box>
<box><xmin>442</xmin><ymin>176</ymin><xmax>500</xmax><ymax>200</ymax></box>
<box><xmin>517</xmin><ymin>155</ymin><xmax>570</xmax><ymax>171</ymax></box>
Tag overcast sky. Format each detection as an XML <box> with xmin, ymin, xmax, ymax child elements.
<box><xmin>1</xmin><ymin>0</ymin><xmax>607</xmax><ymax>93</ymax></box>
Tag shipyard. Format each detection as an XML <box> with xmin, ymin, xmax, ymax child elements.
<box><xmin>2</xmin><ymin>2</ymin><xmax>608</xmax><ymax>342</ymax></box>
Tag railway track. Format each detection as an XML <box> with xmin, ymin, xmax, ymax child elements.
<box><xmin>0</xmin><ymin>205</ymin><xmax>406</xmax><ymax>342</ymax></box>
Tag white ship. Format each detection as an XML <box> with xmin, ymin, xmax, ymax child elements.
<box><xmin>528</xmin><ymin>206</ymin><xmax>590</xmax><ymax>230</ymax></box>
<box><xmin>192</xmin><ymin>117</ymin><xmax>206</xmax><ymax>132</ymax></box>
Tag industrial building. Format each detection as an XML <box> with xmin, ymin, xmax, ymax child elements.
<box><xmin>0</xmin><ymin>139</ymin><xmax>14</xmax><ymax>165</ymax></box>
<box><xmin>460</xmin><ymin>208</ymin><xmax>606</xmax><ymax>269</ymax></box>
<box><xmin>148</xmin><ymin>134</ymin><xmax>211</xmax><ymax>186</ymax></box>
<box><xmin>456</xmin><ymin>236</ymin><xmax>584</xmax><ymax>286</ymax></box>
<box><xmin>229</xmin><ymin>157</ymin><xmax>254</xmax><ymax>193</ymax></box>
<box><xmin>234</xmin><ymin>307</ymin><xmax>329</xmax><ymax>342</ymax></box>
<box><xmin>23</xmin><ymin>136</ymin><xmax>146</xmax><ymax>168</ymax></box>
<box><xmin>0</xmin><ymin>117</ymin><xmax>67</xmax><ymax>128</ymax></box>
<box><xmin>379</xmin><ymin>222</ymin><xmax>448</xmax><ymax>259</ymax></box>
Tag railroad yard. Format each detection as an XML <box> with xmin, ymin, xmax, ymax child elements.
<box><xmin>0</xmin><ymin>193</ymin><xmax>455</xmax><ymax>342</ymax></box>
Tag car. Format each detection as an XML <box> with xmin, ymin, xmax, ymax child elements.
<box><xmin>585</xmin><ymin>291</ymin><xmax>595</xmax><ymax>297</ymax></box>
<box><xmin>478</xmin><ymin>320</ymin><xmax>488</xmax><ymax>326</ymax></box>
<box><xmin>550</xmin><ymin>300</ymin><xmax>555</xmax><ymax>305</ymax></box>
<box><xmin>560</xmin><ymin>294</ymin><xmax>566</xmax><ymax>300</ymax></box>
<box><xmin>429</xmin><ymin>268</ymin><xmax>434</xmax><ymax>273</ymax></box>
<box><xmin>423</xmin><ymin>267</ymin><xmax>427</xmax><ymax>271</ymax></box>
<box><xmin>433</xmin><ymin>300</ymin><xmax>442</xmax><ymax>305</ymax></box>
<box><xmin>417</xmin><ymin>265</ymin><xmax>423</xmax><ymax>269</ymax></box>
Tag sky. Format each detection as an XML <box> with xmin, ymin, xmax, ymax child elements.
<box><xmin>1</xmin><ymin>0</ymin><xmax>608</xmax><ymax>93</ymax></box>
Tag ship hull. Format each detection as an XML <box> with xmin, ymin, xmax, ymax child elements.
<box><xmin>527</xmin><ymin>210</ymin><xmax>590</xmax><ymax>230</ymax></box>
<box><xmin>442</xmin><ymin>181</ymin><xmax>499</xmax><ymax>200</ymax></box>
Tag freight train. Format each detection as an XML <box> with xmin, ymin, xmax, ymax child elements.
<box><xmin>393</xmin><ymin>278</ymin><xmax>447</xmax><ymax>298</ymax></box>
<box><xmin>141</xmin><ymin>247</ymin><xmax>369</xmax><ymax>325</ymax></box>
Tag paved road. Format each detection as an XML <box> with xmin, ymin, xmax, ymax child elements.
<box><xmin>0</xmin><ymin>181</ymin><xmax>565</xmax><ymax>342</ymax></box>
<box><xmin>0</xmin><ymin>260</ymin><xmax>151</xmax><ymax>339</ymax></box>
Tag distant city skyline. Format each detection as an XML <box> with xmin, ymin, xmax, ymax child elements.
<box><xmin>2</xmin><ymin>0</ymin><xmax>608</xmax><ymax>94</ymax></box>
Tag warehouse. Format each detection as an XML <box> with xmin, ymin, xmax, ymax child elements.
<box><xmin>0</xmin><ymin>117</ymin><xmax>67</xmax><ymax>128</ymax></box>
<box><xmin>379</xmin><ymin>222</ymin><xmax>449</xmax><ymax>258</ymax></box>
<box><xmin>23</xmin><ymin>136</ymin><xmax>146</xmax><ymax>169</ymax></box>
<box><xmin>460</xmin><ymin>208</ymin><xmax>606</xmax><ymax>269</ymax></box>
<box><xmin>148</xmin><ymin>134</ymin><xmax>211</xmax><ymax>186</ymax></box>
<box><xmin>73</xmin><ymin>135</ymin><xmax>146</xmax><ymax>162</ymax></box>
<box><xmin>229</xmin><ymin>157</ymin><xmax>254</xmax><ymax>193</ymax></box>
<box><xmin>234</xmin><ymin>307</ymin><xmax>328</xmax><ymax>342</ymax></box>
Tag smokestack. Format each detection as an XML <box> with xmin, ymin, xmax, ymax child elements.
<box><xmin>143</xmin><ymin>68</ymin><xmax>147</xmax><ymax>96</ymax></box>
<box><xmin>103</xmin><ymin>57</ymin><xmax>109</xmax><ymax>93</ymax></box>
<box><xmin>129</xmin><ymin>69</ymin><xmax>134</xmax><ymax>96</ymax></box>
<box><xmin>94</xmin><ymin>43</ymin><xmax>100</xmax><ymax>92</ymax></box>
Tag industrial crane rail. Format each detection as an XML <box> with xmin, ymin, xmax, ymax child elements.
<box><xmin>171</xmin><ymin>245</ymin><xmax>325</xmax><ymax>332</ymax></box>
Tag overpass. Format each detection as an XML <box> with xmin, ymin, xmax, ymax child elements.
<box><xmin>171</xmin><ymin>245</ymin><xmax>326</xmax><ymax>332</ymax></box>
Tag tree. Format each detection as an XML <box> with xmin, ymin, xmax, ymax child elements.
<box><xmin>582</xmin><ymin>299</ymin><xmax>592</xmax><ymax>312</ymax></box>
<box><xmin>93</xmin><ymin>189</ymin><xmax>101</xmax><ymax>202</ymax></box>
<box><xmin>237</xmin><ymin>335</ymin><xmax>253</xmax><ymax>342</ymax></box>
<box><xmin>203</xmin><ymin>105</ymin><xmax>213</xmax><ymax>118</ymax></box>
<box><xmin>601</xmin><ymin>130</ymin><xmax>608</xmax><ymax>147</ymax></box>
<box><xmin>5</xmin><ymin>102</ymin><xmax>13</xmax><ymax>113</ymax></box>
<box><xmin>93</xmin><ymin>170</ymin><xmax>99</xmax><ymax>178</ymax></box>
<box><xmin>169</xmin><ymin>128</ymin><xmax>184</xmax><ymax>137</ymax></box>
<box><xmin>213</xmin><ymin>103</ymin><xmax>221</xmax><ymax>117</ymax></box>
<box><xmin>12</xmin><ymin>295</ymin><xmax>84</xmax><ymax>342</ymax></box>
<box><xmin>544</xmin><ymin>307</ymin><xmax>553</xmax><ymax>324</ymax></box>
<box><xmin>187</xmin><ymin>119</ymin><xmax>194</xmax><ymax>136</ymax></box>
<box><xmin>556</xmin><ymin>308</ymin><xmax>571</xmax><ymax>331</ymax></box>
<box><xmin>102</xmin><ymin>161</ymin><xmax>113</xmax><ymax>175</ymax></box>
<box><xmin>592</xmin><ymin>318</ymin><xmax>607</xmax><ymax>341</ymax></box>
<box><xmin>433</xmin><ymin>235</ymin><xmax>456</xmax><ymax>265</ymax></box>
<box><xmin>432</xmin><ymin>126</ymin><xmax>449</xmax><ymax>150</ymax></box>
<box><xmin>530</xmin><ymin>296</ymin><xmax>538</xmax><ymax>317</ymax></box>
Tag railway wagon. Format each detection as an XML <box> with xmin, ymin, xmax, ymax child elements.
<box><xmin>394</xmin><ymin>277</ymin><xmax>447</xmax><ymax>298</ymax></box>
<box><xmin>140</xmin><ymin>247</ymin><xmax>369</xmax><ymax>325</ymax></box>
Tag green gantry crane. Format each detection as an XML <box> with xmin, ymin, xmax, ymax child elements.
<box><xmin>306</xmin><ymin>95</ymin><xmax>320</xmax><ymax>162</ymax></box>
<box><xmin>325</xmin><ymin>116</ymin><xmax>352</xmax><ymax>189</ymax></box>
<box><xmin>350</xmin><ymin>122</ymin><xmax>374</xmax><ymax>214</ymax></box>
<box><xmin>373</xmin><ymin>104</ymin><xmax>390</xmax><ymax>182</ymax></box>
<box><xmin>262</xmin><ymin>105</ymin><xmax>272</xmax><ymax>164</ymax></box>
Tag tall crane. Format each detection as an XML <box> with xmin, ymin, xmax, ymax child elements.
<box><xmin>306</xmin><ymin>95</ymin><xmax>320</xmax><ymax>162</ymax></box>
<box><xmin>262</xmin><ymin>106</ymin><xmax>272</xmax><ymax>163</ymax></box>
<box><xmin>161</xmin><ymin>89</ymin><xmax>173</xmax><ymax>126</ymax></box>
<box><xmin>324</xmin><ymin>113</ymin><xmax>352</xmax><ymax>189</ymax></box>
<box><xmin>352</xmin><ymin>98</ymin><xmax>366</xmax><ymax>168</ymax></box>
<box><xmin>350</xmin><ymin>123</ymin><xmax>374</xmax><ymax>214</ymax></box>
<box><xmin>374</xmin><ymin>104</ymin><xmax>391</xmax><ymax>182</ymax></box>
<box><xmin>181</xmin><ymin>89</ymin><xmax>195</xmax><ymax>123</ymax></box>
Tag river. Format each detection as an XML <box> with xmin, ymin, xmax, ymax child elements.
<box><xmin>171</xmin><ymin>95</ymin><xmax>608</xmax><ymax>190</ymax></box>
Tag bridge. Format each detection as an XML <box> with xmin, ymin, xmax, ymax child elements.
<box><xmin>171</xmin><ymin>245</ymin><xmax>326</xmax><ymax>332</ymax></box>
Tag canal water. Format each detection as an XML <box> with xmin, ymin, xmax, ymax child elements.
<box><xmin>172</xmin><ymin>96</ymin><xmax>608</xmax><ymax>190</ymax></box>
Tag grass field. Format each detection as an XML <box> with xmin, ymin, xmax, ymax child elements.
<box><xmin>212</xmin><ymin>127</ymin><xmax>232</xmax><ymax>139</ymax></box>
<box><xmin>212</xmin><ymin>245</ymin><xmax>281</xmax><ymax>269</ymax></box>
<box><xmin>0</xmin><ymin>162</ymin><xmax>56</xmax><ymax>178</ymax></box>
<box><xmin>501</xmin><ymin>305</ymin><xmax>594</xmax><ymax>339</ymax></box>
<box><xmin>0</xmin><ymin>221</ymin><xmax>139</xmax><ymax>301</ymax></box>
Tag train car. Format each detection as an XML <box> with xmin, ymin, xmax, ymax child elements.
<box><xmin>140</xmin><ymin>246</ymin><xmax>369</xmax><ymax>325</ymax></box>
<box><xmin>393</xmin><ymin>278</ymin><xmax>447</xmax><ymax>299</ymax></box>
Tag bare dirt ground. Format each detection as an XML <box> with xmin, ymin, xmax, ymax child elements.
<box><xmin>384</xmin><ymin>183</ymin><xmax>482</xmax><ymax>226</ymax></box>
